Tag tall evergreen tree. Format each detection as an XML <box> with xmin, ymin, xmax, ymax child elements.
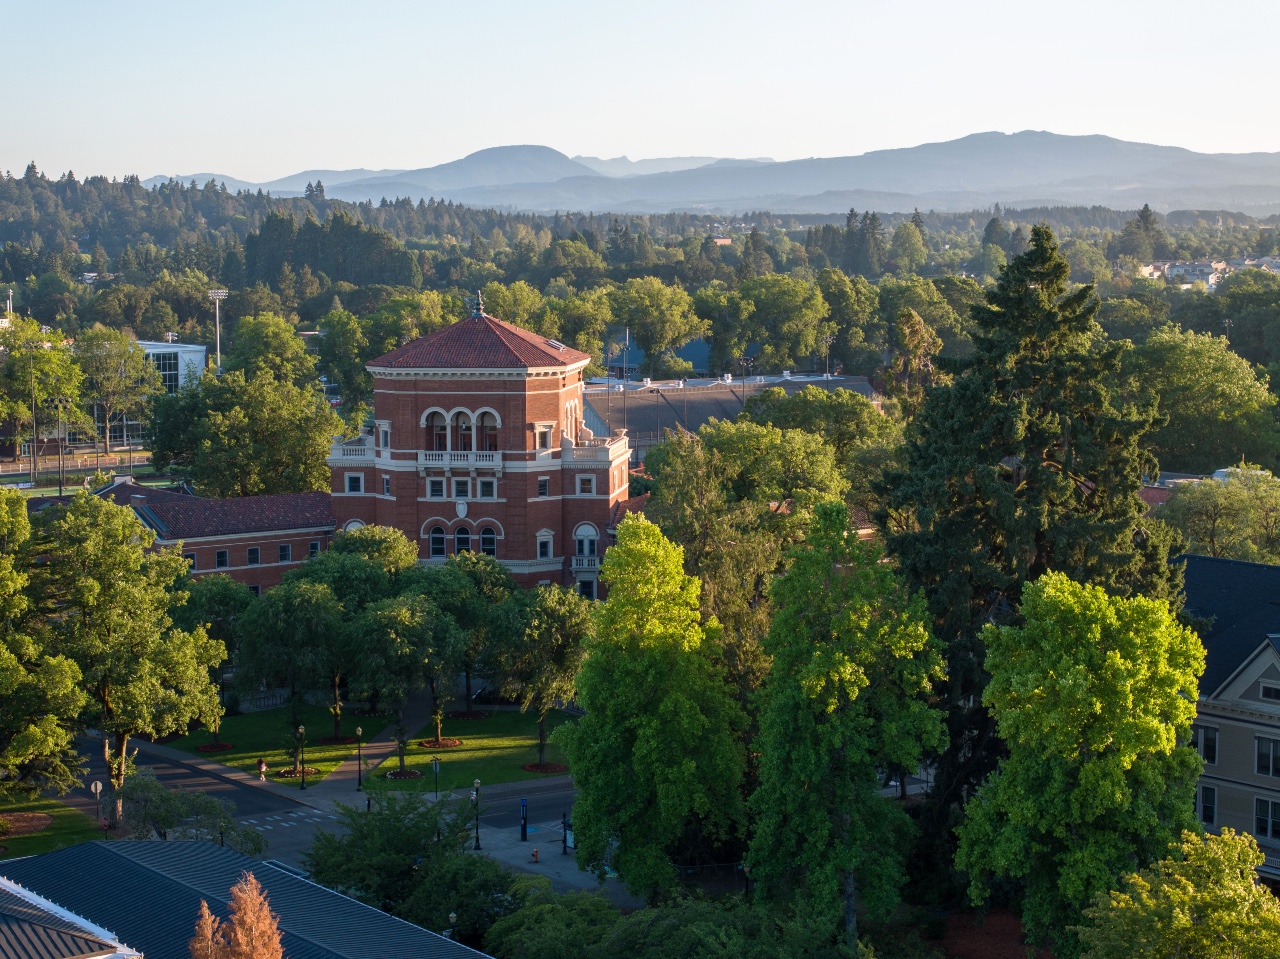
<box><xmin>877</xmin><ymin>225</ymin><xmax>1181</xmax><ymax>841</ymax></box>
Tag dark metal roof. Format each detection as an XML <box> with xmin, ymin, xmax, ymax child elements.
<box><xmin>1182</xmin><ymin>554</ymin><xmax>1280</xmax><ymax>695</ymax></box>
<box><xmin>0</xmin><ymin>886</ymin><xmax>118</xmax><ymax>959</ymax></box>
<box><xmin>2</xmin><ymin>842</ymin><xmax>491</xmax><ymax>959</ymax></box>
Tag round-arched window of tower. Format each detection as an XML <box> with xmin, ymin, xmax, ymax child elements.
<box><xmin>480</xmin><ymin>527</ymin><xmax>497</xmax><ymax>556</ymax></box>
<box><xmin>429</xmin><ymin>526</ymin><xmax>446</xmax><ymax>558</ymax></box>
<box><xmin>455</xmin><ymin>527</ymin><xmax>471</xmax><ymax>553</ymax></box>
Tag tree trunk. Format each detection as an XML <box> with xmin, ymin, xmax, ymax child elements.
<box><xmin>843</xmin><ymin>868</ymin><xmax>859</xmax><ymax>946</ymax></box>
<box><xmin>899</xmin><ymin>767</ymin><xmax>908</xmax><ymax>801</ymax></box>
<box><xmin>111</xmin><ymin>731</ymin><xmax>129</xmax><ymax>827</ymax></box>
<box><xmin>332</xmin><ymin>676</ymin><xmax>342</xmax><ymax>740</ymax></box>
<box><xmin>464</xmin><ymin>666</ymin><xmax>473</xmax><ymax>713</ymax></box>
<box><xmin>103</xmin><ymin>410</ymin><xmax>112</xmax><ymax>454</ymax></box>
<box><xmin>538</xmin><ymin>713</ymin><xmax>547</xmax><ymax>767</ymax></box>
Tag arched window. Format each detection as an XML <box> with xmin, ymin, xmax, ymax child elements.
<box><xmin>480</xmin><ymin>527</ymin><xmax>497</xmax><ymax>556</ymax></box>
<box><xmin>575</xmin><ymin>522</ymin><xmax>598</xmax><ymax>557</ymax></box>
<box><xmin>478</xmin><ymin>412</ymin><xmax>500</xmax><ymax>451</ymax></box>
<box><xmin>455</xmin><ymin>528</ymin><xmax>471</xmax><ymax>553</ymax></box>
<box><xmin>452</xmin><ymin>412</ymin><xmax>473</xmax><ymax>452</ymax></box>
<box><xmin>429</xmin><ymin>526</ymin><xmax>446</xmax><ymax>557</ymax></box>
<box><xmin>426</xmin><ymin>413</ymin><xmax>448</xmax><ymax>451</ymax></box>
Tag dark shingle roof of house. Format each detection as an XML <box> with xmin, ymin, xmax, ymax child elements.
<box><xmin>1182</xmin><ymin>554</ymin><xmax>1280</xmax><ymax>695</ymax></box>
<box><xmin>2</xmin><ymin>842</ymin><xmax>489</xmax><ymax>959</ymax></box>
<box><xmin>0</xmin><ymin>886</ymin><xmax>120</xmax><ymax>959</ymax></box>
<box><xmin>369</xmin><ymin>314</ymin><xmax>590</xmax><ymax>370</ymax></box>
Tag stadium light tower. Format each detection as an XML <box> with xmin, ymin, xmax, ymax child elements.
<box><xmin>208</xmin><ymin>289</ymin><xmax>228</xmax><ymax>374</ymax></box>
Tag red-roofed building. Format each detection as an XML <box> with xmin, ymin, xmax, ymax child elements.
<box><xmin>32</xmin><ymin>479</ymin><xmax>338</xmax><ymax>594</ymax></box>
<box><xmin>328</xmin><ymin>305</ymin><xmax>633</xmax><ymax>595</ymax></box>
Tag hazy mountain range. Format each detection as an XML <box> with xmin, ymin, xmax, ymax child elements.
<box><xmin>145</xmin><ymin>132</ymin><xmax>1280</xmax><ymax>215</ymax></box>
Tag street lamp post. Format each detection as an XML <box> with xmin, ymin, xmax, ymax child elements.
<box><xmin>820</xmin><ymin>332</ymin><xmax>836</xmax><ymax>377</ymax></box>
<box><xmin>432</xmin><ymin>755</ymin><xmax>441</xmax><ymax>802</ymax></box>
<box><xmin>208</xmin><ymin>290</ymin><xmax>228</xmax><ymax>375</ymax></box>
<box><xmin>473</xmin><ymin>778</ymin><xmax>482</xmax><ymax>850</ymax></box>
<box><xmin>355</xmin><ymin>726</ymin><xmax>363</xmax><ymax>791</ymax></box>
<box><xmin>297</xmin><ymin>725</ymin><xmax>307</xmax><ymax>791</ymax></box>
<box><xmin>90</xmin><ymin>780</ymin><xmax>102</xmax><ymax>834</ymax></box>
<box><xmin>52</xmin><ymin>396</ymin><xmax>70</xmax><ymax>495</ymax></box>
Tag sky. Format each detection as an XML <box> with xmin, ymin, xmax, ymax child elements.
<box><xmin>9</xmin><ymin>0</ymin><xmax>1279</xmax><ymax>183</ymax></box>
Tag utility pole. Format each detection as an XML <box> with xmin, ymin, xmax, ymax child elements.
<box><xmin>208</xmin><ymin>290</ymin><xmax>228</xmax><ymax>374</ymax></box>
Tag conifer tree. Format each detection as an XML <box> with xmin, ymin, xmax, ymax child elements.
<box><xmin>878</xmin><ymin>225</ymin><xmax>1181</xmax><ymax>823</ymax></box>
<box><xmin>188</xmin><ymin>873</ymin><xmax>284</xmax><ymax>959</ymax></box>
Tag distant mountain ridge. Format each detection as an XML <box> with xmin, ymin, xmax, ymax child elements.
<box><xmin>144</xmin><ymin>133</ymin><xmax>1280</xmax><ymax>215</ymax></box>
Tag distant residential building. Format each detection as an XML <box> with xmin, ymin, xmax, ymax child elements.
<box><xmin>2</xmin><ymin>840</ymin><xmax>491</xmax><ymax>959</ymax></box>
<box><xmin>1182</xmin><ymin>554</ymin><xmax>1280</xmax><ymax>881</ymax></box>
<box><xmin>1165</xmin><ymin>260</ymin><xmax>1227</xmax><ymax>288</ymax></box>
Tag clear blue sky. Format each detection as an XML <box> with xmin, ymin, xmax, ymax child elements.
<box><xmin>9</xmin><ymin>0</ymin><xmax>1277</xmax><ymax>181</ymax></box>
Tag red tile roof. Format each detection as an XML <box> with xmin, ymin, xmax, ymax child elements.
<box><xmin>369</xmin><ymin>313</ymin><xmax>591</xmax><ymax>370</ymax></box>
<box><xmin>610</xmin><ymin>493</ymin><xmax>650</xmax><ymax>529</ymax></box>
<box><xmin>96</xmin><ymin>482</ymin><xmax>335</xmax><ymax>540</ymax></box>
<box><xmin>1139</xmin><ymin>485</ymin><xmax>1173</xmax><ymax>509</ymax></box>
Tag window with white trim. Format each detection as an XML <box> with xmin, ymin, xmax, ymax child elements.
<box><xmin>537</xmin><ymin>477</ymin><xmax>550</xmax><ymax>497</ymax></box>
<box><xmin>382</xmin><ymin>475</ymin><xmax>391</xmax><ymax>496</ymax></box>
<box><xmin>480</xmin><ymin>527</ymin><xmax>497</xmax><ymax>556</ymax></box>
<box><xmin>429</xmin><ymin>478</ymin><xmax>445</xmax><ymax>499</ymax></box>
<box><xmin>1262</xmin><ymin>682</ymin><xmax>1280</xmax><ymax>702</ymax></box>
<box><xmin>577</xmin><ymin>534</ymin><xmax>597</xmax><ymax>557</ymax></box>
<box><xmin>184</xmin><ymin>553</ymin><xmax>196</xmax><ymax>570</ymax></box>
<box><xmin>380</xmin><ymin>428</ymin><xmax>390</xmax><ymax>448</ymax></box>
<box><xmin>1199</xmin><ymin>785</ymin><xmax>1216</xmax><ymax>826</ymax></box>
<box><xmin>430</xmin><ymin>526</ymin><xmax>446</xmax><ymax>557</ymax></box>
<box><xmin>537</xmin><ymin>536</ymin><xmax>552</xmax><ymax>559</ymax></box>
<box><xmin>578</xmin><ymin>579</ymin><xmax>597</xmax><ymax>600</ymax></box>
<box><xmin>346</xmin><ymin>474</ymin><xmax>363</xmax><ymax>494</ymax></box>
<box><xmin>535</xmin><ymin>426</ymin><xmax>553</xmax><ymax>450</ymax></box>
<box><xmin>216</xmin><ymin>549</ymin><xmax>229</xmax><ymax>569</ymax></box>
<box><xmin>479</xmin><ymin>479</ymin><xmax>496</xmax><ymax>498</ymax></box>
<box><xmin>247</xmin><ymin>547</ymin><xmax>260</xmax><ymax>566</ymax></box>
<box><xmin>249</xmin><ymin>584</ymin><xmax>261</xmax><ymax>597</ymax></box>
<box><xmin>1191</xmin><ymin>724</ymin><xmax>1217</xmax><ymax>765</ymax></box>
<box><xmin>309</xmin><ymin>541</ymin><xmax>320</xmax><ymax>558</ymax></box>
<box><xmin>577</xmin><ymin>475</ymin><xmax>594</xmax><ymax>495</ymax></box>
<box><xmin>278</xmin><ymin>544</ymin><xmax>292</xmax><ymax>563</ymax></box>
<box><xmin>453</xmin><ymin>478</ymin><xmax>470</xmax><ymax>499</ymax></box>
<box><xmin>1257</xmin><ymin>797</ymin><xmax>1280</xmax><ymax>838</ymax></box>
<box><xmin>455</xmin><ymin>528</ymin><xmax>471</xmax><ymax>553</ymax></box>
<box><xmin>1258</xmin><ymin>737</ymin><xmax>1280</xmax><ymax>777</ymax></box>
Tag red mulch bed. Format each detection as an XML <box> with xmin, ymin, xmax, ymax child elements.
<box><xmin>419</xmin><ymin>738</ymin><xmax>463</xmax><ymax>748</ymax></box>
<box><xmin>317</xmin><ymin>735</ymin><xmax>357</xmax><ymax>745</ymax></box>
<box><xmin>521</xmin><ymin>762</ymin><xmax>568</xmax><ymax>774</ymax></box>
<box><xmin>274</xmin><ymin>767</ymin><xmax>321</xmax><ymax>779</ymax></box>
<box><xmin>384</xmin><ymin>768</ymin><xmax>424</xmax><ymax>779</ymax></box>
<box><xmin>446</xmin><ymin>710</ymin><xmax>492</xmax><ymax>720</ymax></box>
<box><xmin>0</xmin><ymin>812</ymin><xmax>53</xmax><ymax>839</ymax></box>
<box><xmin>197</xmin><ymin>742</ymin><xmax>235</xmax><ymax>752</ymax></box>
<box><xmin>940</xmin><ymin>909</ymin><xmax>1052</xmax><ymax>959</ymax></box>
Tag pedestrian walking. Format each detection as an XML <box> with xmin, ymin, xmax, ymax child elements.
<box><xmin>257</xmin><ymin>758</ymin><xmax>268</xmax><ymax>782</ymax></box>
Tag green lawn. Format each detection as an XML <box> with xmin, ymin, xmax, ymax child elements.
<box><xmin>378</xmin><ymin>709</ymin><xmax>574</xmax><ymax>792</ymax></box>
<box><xmin>169</xmin><ymin>703</ymin><xmax>392</xmax><ymax>789</ymax></box>
<box><xmin>0</xmin><ymin>796</ymin><xmax>103</xmax><ymax>860</ymax></box>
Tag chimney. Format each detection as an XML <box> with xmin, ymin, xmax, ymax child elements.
<box><xmin>130</xmin><ymin>494</ymin><xmax>146</xmax><ymax>509</ymax></box>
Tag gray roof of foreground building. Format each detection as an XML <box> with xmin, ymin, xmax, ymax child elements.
<box><xmin>1182</xmin><ymin>554</ymin><xmax>1280</xmax><ymax>696</ymax></box>
<box><xmin>2</xmin><ymin>841</ymin><xmax>492</xmax><ymax>959</ymax></box>
<box><xmin>0</xmin><ymin>883</ymin><xmax>126</xmax><ymax>959</ymax></box>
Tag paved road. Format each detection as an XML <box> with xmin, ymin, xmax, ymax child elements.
<box><xmin>67</xmin><ymin>740</ymin><xmax>307</xmax><ymax>822</ymax></box>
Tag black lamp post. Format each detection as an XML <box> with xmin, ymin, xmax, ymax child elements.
<box><xmin>448</xmin><ymin>912</ymin><xmax>458</xmax><ymax>939</ymax></box>
<box><xmin>355</xmin><ymin>726</ymin><xmax>363</xmax><ymax>791</ymax></box>
<box><xmin>297</xmin><ymin>725</ymin><xmax>307</xmax><ymax>790</ymax></box>
<box><xmin>738</xmin><ymin>355</ymin><xmax>755</xmax><ymax>407</ymax></box>
<box><xmin>473</xmin><ymin>778</ymin><xmax>482</xmax><ymax>850</ymax></box>
<box><xmin>432</xmin><ymin>755</ymin><xmax>441</xmax><ymax>802</ymax></box>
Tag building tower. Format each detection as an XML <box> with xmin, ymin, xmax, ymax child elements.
<box><xmin>327</xmin><ymin>306</ymin><xmax>633</xmax><ymax>595</ymax></box>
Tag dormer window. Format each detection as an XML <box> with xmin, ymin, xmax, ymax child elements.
<box><xmin>1262</xmin><ymin>683</ymin><xmax>1280</xmax><ymax>702</ymax></box>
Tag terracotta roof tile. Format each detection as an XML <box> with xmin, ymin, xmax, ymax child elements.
<box><xmin>369</xmin><ymin>313</ymin><xmax>590</xmax><ymax>370</ymax></box>
<box><xmin>140</xmin><ymin>491</ymin><xmax>336</xmax><ymax>541</ymax></box>
<box><xmin>610</xmin><ymin>493</ymin><xmax>650</xmax><ymax>528</ymax></box>
<box><xmin>1140</xmin><ymin>485</ymin><xmax>1172</xmax><ymax>509</ymax></box>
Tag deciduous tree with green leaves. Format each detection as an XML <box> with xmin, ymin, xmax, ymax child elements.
<box><xmin>955</xmin><ymin>572</ymin><xmax>1205</xmax><ymax>958</ymax></box>
<box><xmin>609</xmin><ymin>277</ymin><xmax>707</xmax><ymax>378</ymax></box>
<box><xmin>1077</xmin><ymin>829</ymin><xmax>1280</xmax><ymax>959</ymax></box>
<box><xmin>150</xmin><ymin>368</ymin><xmax>342</xmax><ymax>497</ymax></box>
<box><xmin>1160</xmin><ymin>467</ymin><xmax>1280</xmax><ymax>563</ymax></box>
<box><xmin>74</xmin><ymin>325</ymin><xmax>162</xmax><ymax>453</ymax></box>
<box><xmin>0</xmin><ymin>488</ymin><xmax>84</xmax><ymax>799</ymax></box>
<box><xmin>223</xmin><ymin>312</ymin><xmax>317</xmax><ymax>385</ymax></box>
<box><xmin>31</xmin><ymin>493</ymin><xmax>224</xmax><ymax>824</ymax></box>
<box><xmin>495</xmin><ymin>585</ymin><xmax>592</xmax><ymax>767</ymax></box>
<box><xmin>556</xmin><ymin>516</ymin><xmax>746</xmax><ymax>901</ymax></box>
<box><xmin>749</xmin><ymin>502</ymin><xmax>945</xmax><ymax>947</ymax></box>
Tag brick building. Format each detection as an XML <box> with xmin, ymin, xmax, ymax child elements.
<box><xmin>31</xmin><ymin>478</ymin><xmax>337</xmax><ymax>595</ymax></box>
<box><xmin>327</xmin><ymin>307</ymin><xmax>635</xmax><ymax>595</ymax></box>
